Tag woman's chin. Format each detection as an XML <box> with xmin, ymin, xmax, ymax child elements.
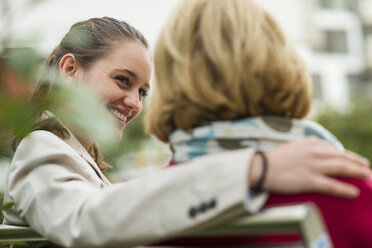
<box><xmin>113</xmin><ymin>128</ymin><xmax>124</xmax><ymax>142</ymax></box>
<box><xmin>111</xmin><ymin>118</ymin><xmax>127</xmax><ymax>142</ymax></box>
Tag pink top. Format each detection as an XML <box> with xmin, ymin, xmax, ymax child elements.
<box><xmin>267</xmin><ymin>177</ymin><xmax>372</xmax><ymax>248</ymax></box>
<box><xmin>161</xmin><ymin>161</ymin><xmax>372</xmax><ymax>248</ymax></box>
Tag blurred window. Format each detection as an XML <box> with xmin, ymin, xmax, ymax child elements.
<box><xmin>319</xmin><ymin>0</ymin><xmax>357</xmax><ymax>11</ymax></box>
<box><xmin>313</xmin><ymin>30</ymin><xmax>348</xmax><ymax>54</ymax></box>
<box><xmin>312</xmin><ymin>74</ymin><xmax>323</xmax><ymax>100</ymax></box>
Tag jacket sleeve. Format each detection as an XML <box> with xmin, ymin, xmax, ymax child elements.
<box><xmin>4</xmin><ymin>130</ymin><xmax>267</xmax><ymax>248</ymax></box>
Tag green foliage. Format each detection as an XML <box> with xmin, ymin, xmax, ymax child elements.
<box><xmin>2</xmin><ymin>201</ymin><xmax>14</xmax><ymax>211</ymax></box>
<box><xmin>0</xmin><ymin>93</ymin><xmax>35</xmax><ymax>137</ymax></box>
<box><xmin>0</xmin><ymin>190</ymin><xmax>29</xmax><ymax>247</ymax></box>
<box><xmin>0</xmin><ymin>193</ymin><xmax>3</xmax><ymax>221</ymax></box>
<box><xmin>315</xmin><ymin>99</ymin><xmax>372</xmax><ymax>163</ymax></box>
<box><xmin>5</xmin><ymin>48</ymin><xmax>40</xmax><ymax>79</ymax></box>
<box><xmin>0</xmin><ymin>241</ymin><xmax>28</xmax><ymax>247</ymax></box>
<box><xmin>102</xmin><ymin>111</ymin><xmax>150</xmax><ymax>166</ymax></box>
<box><xmin>0</xmin><ymin>49</ymin><xmax>40</xmax><ymax>157</ymax></box>
<box><xmin>50</xmin><ymin>82</ymin><xmax>117</xmax><ymax>146</ymax></box>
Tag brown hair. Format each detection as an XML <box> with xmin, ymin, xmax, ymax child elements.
<box><xmin>19</xmin><ymin>17</ymin><xmax>148</xmax><ymax>170</ymax></box>
<box><xmin>146</xmin><ymin>0</ymin><xmax>312</xmax><ymax>142</ymax></box>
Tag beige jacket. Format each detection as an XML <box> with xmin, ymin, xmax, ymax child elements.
<box><xmin>3</xmin><ymin>130</ymin><xmax>267</xmax><ymax>248</ymax></box>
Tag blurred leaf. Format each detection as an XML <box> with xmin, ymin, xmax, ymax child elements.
<box><xmin>0</xmin><ymin>125</ymin><xmax>13</xmax><ymax>157</ymax></box>
<box><xmin>0</xmin><ymin>56</ymin><xmax>31</xmax><ymax>99</ymax></box>
<box><xmin>5</xmin><ymin>47</ymin><xmax>41</xmax><ymax>79</ymax></box>
<box><xmin>50</xmin><ymin>82</ymin><xmax>117</xmax><ymax>147</ymax></box>
<box><xmin>0</xmin><ymin>193</ymin><xmax>3</xmax><ymax>220</ymax></box>
<box><xmin>0</xmin><ymin>241</ymin><xmax>28</xmax><ymax>247</ymax></box>
<box><xmin>0</xmin><ymin>93</ymin><xmax>35</xmax><ymax>136</ymax></box>
<box><xmin>0</xmin><ymin>55</ymin><xmax>36</xmax><ymax>158</ymax></box>
<box><xmin>103</xmin><ymin>111</ymin><xmax>150</xmax><ymax>166</ymax></box>
<box><xmin>2</xmin><ymin>201</ymin><xmax>14</xmax><ymax>211</ymax></box>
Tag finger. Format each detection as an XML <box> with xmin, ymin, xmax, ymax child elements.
<box><xmin>312</xmin><ymin>176</ymin><xmax>360</xmax><ymax>199</ymax></box>
<box><xmin>308</xmin><ymin>140</ymin><xmax>370</xmax><ymax>168</ymax></box>
<box><xmin>316</xmin><ymin>158</ymin><xmax>370</xmax><ymax>179</ymax></box>
<box><xmin>344</xmin><ymin>150</ymin><xmax>370</xmax><ymax>168</ymax></box>
<box><xmin>306</xmin><ymin>141</ymin><xmax>342</xmax><ymax>158</ymax></box>
<box><xmin>306</xmin><ymin>137</ymin><xmax>337</xmax><ymax>150</ymax></box>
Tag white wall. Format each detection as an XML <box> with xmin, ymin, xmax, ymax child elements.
<box><xmin>259</xmin><ymin>0</ymin><xmax>313</xmax><ymax>44</ymax></box>
<box><xmin>4</xmin><ymin>0</ymin><xmax>313</xmax><ymax>54</ymax></box>
<box><xmin>4</xmin><ymin>0</ymin><xmax>180</xmax><ymax>54</ymax></box>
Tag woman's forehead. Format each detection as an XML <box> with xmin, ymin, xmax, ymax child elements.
<box><xmin>92</xmin><ymin>41</ymin><xmax>152</xmax><ymax>81</ymax></box>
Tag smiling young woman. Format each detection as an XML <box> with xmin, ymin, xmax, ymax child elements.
<box><xmin>59</xmin><ymin>40</ymin><xmax>151</xmax><ymax>140</ymax></box>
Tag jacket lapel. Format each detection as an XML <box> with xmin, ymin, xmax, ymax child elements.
<box><xmin>64</xmin><ymin>130</ymin><xmax>111</xmax><ymax>186</ymax></box>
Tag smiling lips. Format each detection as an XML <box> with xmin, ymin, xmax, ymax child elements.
<box><xmin>109</xmin><ymin>108</ymin><xmax>130</xmax><ymax>124</ymax></box>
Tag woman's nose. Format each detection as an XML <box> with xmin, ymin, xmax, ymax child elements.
<box><xmin>123</xmin><ymin>90</ymin><xmax>141</xmax><ymax>111</ymax></box>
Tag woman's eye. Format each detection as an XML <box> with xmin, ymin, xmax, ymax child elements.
<box><xmin>115</xmin><ymin>76</ymin><xmax>130</xmax><ymax>86</ymax></box>
<box><xmin>139</xmin><ymin>88</ymin><xmax>148</xmax><ymax>98</ymax></box>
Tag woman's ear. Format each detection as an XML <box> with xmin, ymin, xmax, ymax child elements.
<box><xmin>59</xmin><ymin>53</ymin><xmax>78</xmax><ymax>82</ymax></box>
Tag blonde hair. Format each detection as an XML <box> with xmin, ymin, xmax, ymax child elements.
<box><xmin>146</xmin><ymin>0</ymin><xmax>312</xmax><ymax>142</ymax></box>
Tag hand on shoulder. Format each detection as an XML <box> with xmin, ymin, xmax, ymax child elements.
<box><xmin>249</xmin><ymin>137</ymin><xmax>371</xmax><ymax>198</ymax></box>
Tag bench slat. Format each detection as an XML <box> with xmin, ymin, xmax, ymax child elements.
<box><xmin>0</xmin><ymin>204</ymin><xmax>332</xmax><ymax>247</ymax></box>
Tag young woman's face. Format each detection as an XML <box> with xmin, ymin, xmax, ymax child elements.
<box><xmin>76</xmin><ymin>41</ymin><xmax>152</xmax><ymax>140</ymax></box>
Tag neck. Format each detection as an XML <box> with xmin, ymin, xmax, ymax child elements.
<box><xmin>75</xmin><ymin>134</ymin><xmax>93</xmax><ymax>152</ymax></box>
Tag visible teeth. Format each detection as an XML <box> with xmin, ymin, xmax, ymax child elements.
<box><xmin>110</xmin><ymin>109</ymin><xmax>128</xmax><ymax>122</ymax></box>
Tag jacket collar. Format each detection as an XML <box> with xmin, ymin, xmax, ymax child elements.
<box><xmin>63</xmin><ymin>131</ymin><xmax>111</xmax><ymax>186</ymax></box>
<box><xmin>42</xmin><ymin>111</ymin><xmax>111</xmax><ymax>186</ymax></box>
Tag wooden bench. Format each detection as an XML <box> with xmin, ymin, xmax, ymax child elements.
<box><xmin>0</xmin><ymin>203</ymin><xmax>332</xmax><ymax>247</ymax></box>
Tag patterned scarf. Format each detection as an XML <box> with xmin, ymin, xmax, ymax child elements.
<box><xmin>169</xmin><ymin>116</ymin><xmax>342</xmax><ymax>163</ymax></box>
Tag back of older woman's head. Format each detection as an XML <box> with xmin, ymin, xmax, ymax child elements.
<box><xmin>146</xmin><ymin>0</ymin><xmax>312</xmax><ymax>142</ymax></box>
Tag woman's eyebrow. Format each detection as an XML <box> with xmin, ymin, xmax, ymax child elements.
<box><xmin>113</xmin><ymin>69</ymin><xmax>137</xmax><ymax>80</ymax></box>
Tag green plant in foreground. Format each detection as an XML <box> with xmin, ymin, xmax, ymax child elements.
<box><xmin>315</xmin><ymin>99</ymin><xmax>372</xmax><ymax>164</ymax></box>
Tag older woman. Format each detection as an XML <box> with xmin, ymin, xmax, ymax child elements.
<box><xmin>146</xmin><ymin>0</ymin><xmax>372</xmax><ymax>247</ymax></box>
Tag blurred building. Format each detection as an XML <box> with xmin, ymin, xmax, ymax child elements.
<box><xmin>260</xmin><ymin>0</ymin><xmax>369</xmax><ymax>111</ymax></box>
<box><xmin>352</xmin><ymin>0</ymin><xmax>372</xmax><ymax>98</ymax></box>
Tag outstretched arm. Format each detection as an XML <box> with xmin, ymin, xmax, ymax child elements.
<box><xmin>249</xmin><ymin>137</ymin><xmax>370</xmax><ymax>198</ymax></box>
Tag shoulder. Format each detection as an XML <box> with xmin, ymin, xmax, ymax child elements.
<box><xmin>17</xmin><ymin>130</ymin><xmax>75</xmax><ymax>153</ymax></box>
<box><xmin>12</xmin><ymin>130</ymin><xmax>79</xmax><ymax>168</ymax></box>
<box><xmin>19</xmin><ymin>129</ymin><xmax>64</xmax><ymax>144</ymax></box>
<box><xmin>303</xmin><ymin>120</ymin><xmax>344</xmax><ymax>151</ymax></box>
